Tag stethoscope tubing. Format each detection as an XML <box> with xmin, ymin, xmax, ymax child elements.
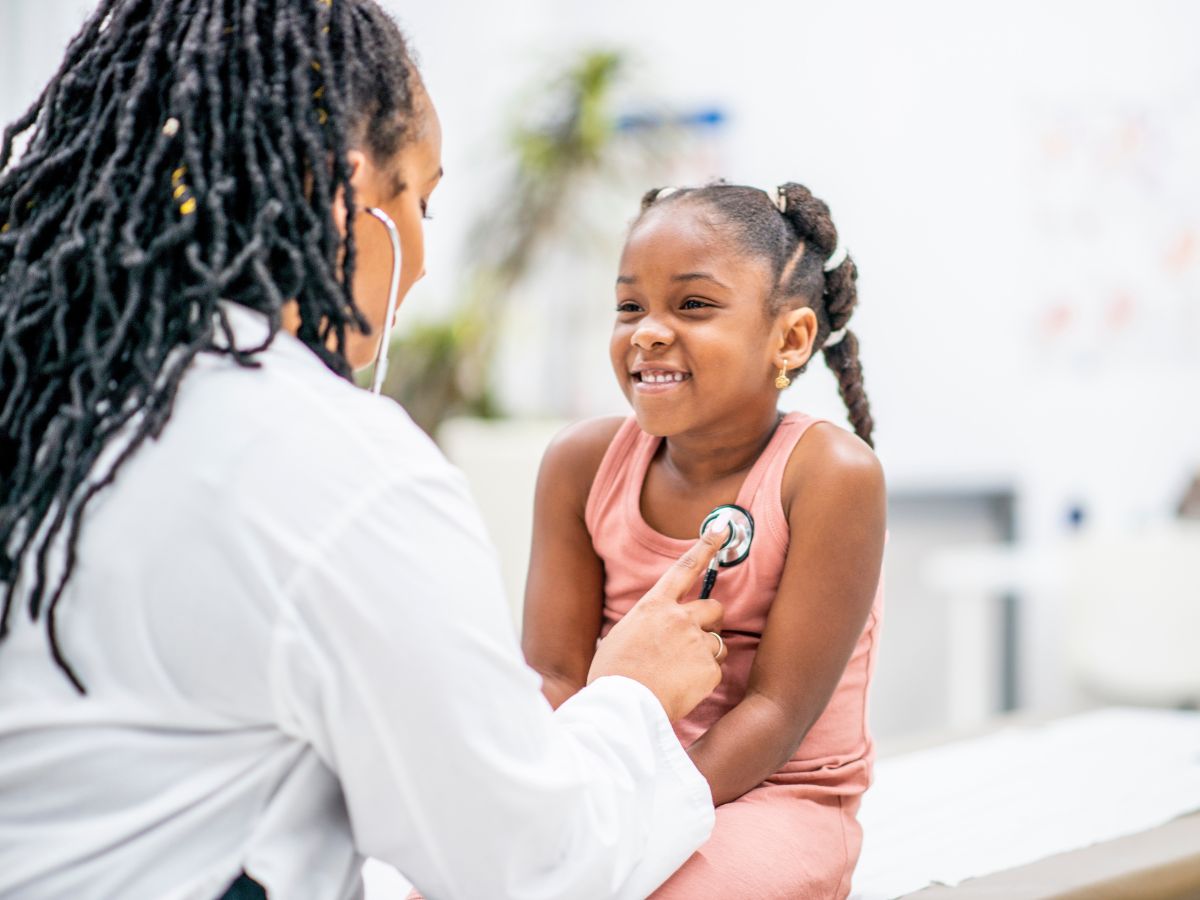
<box><xmin>365</xmin><ymin>206</ymin><xmax>402</xmax><ymax>396</ymax></box>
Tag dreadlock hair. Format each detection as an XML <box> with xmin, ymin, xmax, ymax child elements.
<box><xmin>0</xmin><ymin>0</ymin><xmax>421</xmax><ymax>692</ymax></box>
<box><xmin>636</xmin><ymin>181</ymin><xmax>874</xmax><ymax>448</ymax></box>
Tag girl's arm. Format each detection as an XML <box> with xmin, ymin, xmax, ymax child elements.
<box><xmin>522</xmin><ymin>417</ymin><xmax>624</xmax><ymax>709</ymax></box>
<box><xmin>685</xmin><ymin>423</ymin><xmax>886</xmax><ymax>806</ymax></box>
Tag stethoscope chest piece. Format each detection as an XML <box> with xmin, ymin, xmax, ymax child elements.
<box><xmin>700</xmin><ymin>503</ymin><xmax>755</xmax><ymax>568</ymax></box>
<box><xmin>696</xmin><ymin>503</ymin><xmax>755</xmax><ymax>600</ymax></box>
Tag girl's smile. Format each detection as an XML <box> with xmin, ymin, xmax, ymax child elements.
<box><xmin>631</xmin><ymin>364</ymin><xmax>693</xmax><ymax>393</ymax></box>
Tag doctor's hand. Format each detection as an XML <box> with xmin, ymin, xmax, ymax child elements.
<box><xmin>587</xmin><ymin>531</ymin><xmax>727</xmax><ymax>723</ymax></box>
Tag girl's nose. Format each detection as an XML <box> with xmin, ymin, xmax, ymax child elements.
<box><xmin>632</xmin><ymin>318</ymin><xmax>673</xmax><ymax>350</ymax></box>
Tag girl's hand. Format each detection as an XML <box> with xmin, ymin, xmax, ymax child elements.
<box><xmin>587</xmin><ymin>531</ymin><xmax>727</xmax><ymax>722</ymax></box>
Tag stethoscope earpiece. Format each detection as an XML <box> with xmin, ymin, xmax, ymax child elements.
<box><xmin>698</xmin><ymin>503</ymin><xmax>754</xmax><ymax>599</ymax></box>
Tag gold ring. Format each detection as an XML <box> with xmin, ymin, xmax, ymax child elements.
<box><xmin>707</xmin><ymin>630</ymin><xmax>725</xmax><ymax>660</ymax></box>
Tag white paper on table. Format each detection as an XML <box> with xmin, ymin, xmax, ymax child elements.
<box><xmin>850</xmin><ymin>707</ymin><xmax>1200</xmax><ymax>900</ymax></box>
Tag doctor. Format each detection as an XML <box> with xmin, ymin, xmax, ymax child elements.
<box><xmin>0</xmin><ymin>1</ymin><xmax>728</xmax><ymax>898</ymax></box>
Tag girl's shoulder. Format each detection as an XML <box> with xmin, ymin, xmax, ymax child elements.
<box><xmin>537</xmin><ymin>416</ymin><xmax>629</xmax><ymax>508</ymax></box>
<box><xmin>543</xmin><ymin>415</ymin><xmax>628</xmax><ymax>469</ymax></box>
<box><xmin>780</xmin><ymin>420</ymin><xmax>885</xmax><ymax>523</ymax></box>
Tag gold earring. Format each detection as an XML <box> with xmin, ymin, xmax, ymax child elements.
<box><xmin>774</xmin><ymin>366</ymin><xmax>791</xmax><ymax>390</ymax></box>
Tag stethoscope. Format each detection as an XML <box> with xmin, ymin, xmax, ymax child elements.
<box><xmin>698</xmin><ymin>504</ymin><xmax>754</xmax><ymax>599</ymax></box>
<box><xmin>365</xmin><ymin>206</ymin><xmax>402</xmax><ymax>396</ymax></box>
<box><xmin>361</xmin><ymin>205</ymin><xmax>759</xmax><ymax>605</ymax></box>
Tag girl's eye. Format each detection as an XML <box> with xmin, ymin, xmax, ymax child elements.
<box><xmin>681</xmin><ymin>298</ymin><xmax>709</xmax><ymax>310</ymax></box>
<box><xmin>616</xmin><ymin>301</ymin><xmax>642</xmax><ymax>313</ymax></box>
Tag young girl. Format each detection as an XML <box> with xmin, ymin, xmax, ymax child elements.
<box><xmin>523</xmin><ymin>183</ymin><xmax>886</xmax><ymax>899</ymax></box>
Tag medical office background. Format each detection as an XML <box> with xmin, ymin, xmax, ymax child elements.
<box><xmin>3</xmin><ymin>0</ymin><xmax>1198</xmax><ymax>743</ymax></box>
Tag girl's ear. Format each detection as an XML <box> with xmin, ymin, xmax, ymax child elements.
<box><xmin>774</xmin><ymin>306</ymin><xmax>818</xmax><ymax>372</ymax></box>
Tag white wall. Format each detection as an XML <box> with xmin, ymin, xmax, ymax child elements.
<box><xmin>0</xmin><ymin>2</ymin><xmax>96</xmax><ymax>124</ymax></box>
<box><xmin>392</xmin><ymin>0</ymin><xmax>1200</xmax><ymax>719</ymax></box>
<box><xmin>397</xmin><ymin>0</ymin><xmax>1200</xmax><ymax>496</ymax></box>
<box><xmin>11</xmin><ymin>0</ymin><xmax>1196</xmax><ymax>506</ymax></box>
<box><xmin>5</xmin><ymin>0</ymin><xmax>1198</xmax><ymax>727</ymax></box>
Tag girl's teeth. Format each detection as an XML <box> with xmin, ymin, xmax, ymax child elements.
<box><xmin>642</xmin><ymin>372</ymin><xmax>687</xmax><ymax>383</ymax></box>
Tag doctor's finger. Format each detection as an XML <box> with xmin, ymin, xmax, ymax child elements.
<box><xmin>643</xmin><ymin>532</ymin><xmax>723</xmax><ymax>605</ymax></box>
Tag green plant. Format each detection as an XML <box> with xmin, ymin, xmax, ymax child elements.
<box><xmin>376</xmin><ymin>49</ymin><xmax>659</xmax><ymax>437</ymax></box>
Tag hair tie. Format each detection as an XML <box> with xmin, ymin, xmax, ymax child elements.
<box><xmin>171</xmin><ymin>165</ymin><xmax>197</xmax><ymax>216</ymax></box>
<box><xmin>773</xmin><ymin>187</ymin><xmax>787</xmax><ymax>214</ymax></box>
<box><xmin>823</xmin><ymin>243</ymin><xmax>848</xmax><ymax>272</ymax></box>
<box><xmin>824</xmin><ymin>327</ymin><xmax>848</xmax><ymax>348</ymax></box>
<box><xmin>655</xmin><ymin>186</ymin><xmax>680</xmax><ymax>202</ymax></box>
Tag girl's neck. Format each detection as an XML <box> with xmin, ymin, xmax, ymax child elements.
<box><xmin>659</xmin><ymin>407</ymin><xmax>783</xmax><ymax>487</ymax></box>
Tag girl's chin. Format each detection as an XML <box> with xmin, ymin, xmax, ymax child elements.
<box><xmin>629</xmin><ymin>404</ymin><xmax>690</xmax><ymax>438</ymax></box>
<box><xmin>625</xmin><ymin>380</ymin><xmax>701</xmax><ymax>434</ymax></box>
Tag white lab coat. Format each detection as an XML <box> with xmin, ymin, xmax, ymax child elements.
<box><xmin>0</xmin><ymin>304</ymin><xmax>713</xmax><ymax>899</ymax></box>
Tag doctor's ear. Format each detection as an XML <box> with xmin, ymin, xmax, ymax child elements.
<box><xmin>774</xmin><ymin>306</ymin><xmax>818</xmax><ymax>372</ymax></box>
<box><xmin>331</xmin><ymin>149</ymin><xmax>369</xmax><ymax>235</ymax></box>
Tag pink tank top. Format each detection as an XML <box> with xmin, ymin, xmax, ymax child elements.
<box><xmin>585</xmin><ymin>413</ymin><xmax>883</xmax><ymax>795</ymax></box>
